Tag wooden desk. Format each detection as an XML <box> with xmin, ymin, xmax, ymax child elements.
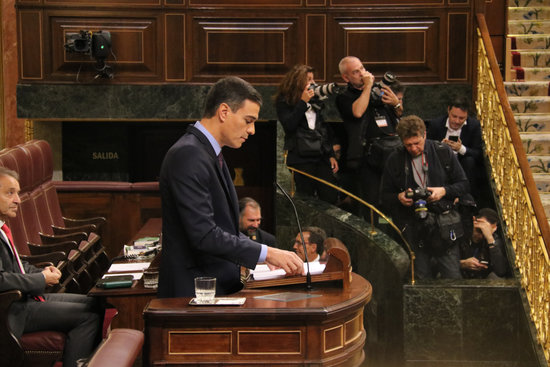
<box><xmin>143</xmin><ymin>273</ymin><xmax>372</xmax><ymax>366</ymax></box>
<box><xmin>89</xmin><ymin>217</ymin><xmax>162</xmax><ymax>330</ymax></box>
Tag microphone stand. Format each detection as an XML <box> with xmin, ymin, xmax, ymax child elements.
<box><xmin>275</xmin><ymin>182</ymin><xmax>312</xmax><ymax>291</ymax></box>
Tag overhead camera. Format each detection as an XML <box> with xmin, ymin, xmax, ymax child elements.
<box><xmin>370</xmin><ymin>71</ymin><xmax>397</xmax><ymax>106</ymax></box>
<box><xmin>406</xmin><ymin>187</ymin><xmax>432</xmax><ymax>220</ymax></box>
<box><xmin>309</xmin><ymin>82</ymin><xmax>345</xmax><ymax>111</ymax></box>
<box><xmin>64</xmin><ymin>30</ymin><xmax>113</xmax><ymax>79</ymax></box>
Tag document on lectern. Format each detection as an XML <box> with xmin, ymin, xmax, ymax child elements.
<box><xmin>250</xmin><ymin>262</ymin><xmax>325</xmax><ymax>281</ymax></box>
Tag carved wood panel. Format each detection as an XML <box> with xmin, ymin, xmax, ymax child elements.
<box><xmin>16</xmin><ymin>2</ymin><xmax>476</xmax><ymax>84</ymax></box>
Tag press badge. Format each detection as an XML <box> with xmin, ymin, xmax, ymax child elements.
<box><xmin>375</xmin><ymin>115</ymin><xmax>388</xmax><ymax>127</ymax></box>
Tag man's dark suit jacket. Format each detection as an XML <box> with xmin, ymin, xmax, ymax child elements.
<box><xmin>426</xmin><ymin>115</ymin><xmax>483</xmax><ymax>163</ymax></box>
<box><xmin>0</xmin><ymin>234</ymin><xmax>46</xmax><ymax>337</ymax></box>
<box><xmin>158</xmin><ymin>125</ymin><xmax>262</xmax><ymax>298</ymax></box>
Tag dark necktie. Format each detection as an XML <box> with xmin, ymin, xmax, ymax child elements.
<box><xmin>1</xmin><ymin>224</ymin><xmax>45</xmax><ymax>302</ymax></box>
<box><xmin>217</xmin><ymin>153</ymin><xmax>224</xmax><ymax>169</ymax></box>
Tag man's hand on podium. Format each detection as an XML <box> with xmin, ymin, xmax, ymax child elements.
<box><xmin>265</xmin><ymin>247</ymin><xmax>304</xmax><ymax>276</ymax></box>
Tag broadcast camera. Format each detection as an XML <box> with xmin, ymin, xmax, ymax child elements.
<box><xmin>64</xmin><ymin>30</ymin><xmax>113</xmax><ymax>79</ymax></box>
<box><xmin>406</xmin><ymin>187</ymin><xmax>432</xmax><ymax>220</ymax></box>
<box><xmin>308</xmin><ymin>82</ymin><xmax>345</xmax><ymax>111</ymax></box>
<box><xmin>370</xmin><ymin>71</ymin><xmax>397</xmax><ymax>107</ymax></box>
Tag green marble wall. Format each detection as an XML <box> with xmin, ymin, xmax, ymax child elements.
<box><xmin>403</xmin><ymin>280</ymin><xmax>545</xmax><ymax>367</ymax></box>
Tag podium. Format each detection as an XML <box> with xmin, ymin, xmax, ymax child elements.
<box><xmin>143</xmin><ymin>248</ymin><xmax>372</xmax><ymax>367</ymax></box>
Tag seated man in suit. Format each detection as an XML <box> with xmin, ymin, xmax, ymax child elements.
<box><xmin>427</xmin><ymin>96</ymin><xmax>485</xmax><ymax>203</ymax></box>
<box><xmin>293</xmin><ymin>226</ymin><xmax>326</xmax><ymax>263</ymax></box>
<box><xmin>239</xmin><ymin>197</ymin><xmax>276</xmax><ymax>247</ymax></box>
<box><xmin>0</xmin><ymin>167</ymin><xmax>102</xmax><ymax>367</ymax></box>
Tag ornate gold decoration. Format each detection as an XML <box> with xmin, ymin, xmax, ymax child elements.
<box><xmin>476</xmin><ymin>28</ymin><xmax>550</xmax><ymax>362</ymax></box>
<box><xmin>24</xmin><ymin>119</ymin><xmax>34</xmax><ymax>141</ymax></box>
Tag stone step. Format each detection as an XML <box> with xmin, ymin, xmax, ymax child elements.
<box><xmin>509</xmin><ymin>95</ymin><xmax>550</xmax><ymax>112</ymax></box>
<box><xmin>509</xmin><ymin>66</ymin><xmax>550</xmax><ymax>81</ymax></box>
<box><xmin>509</xmin><ymin>19</ymin><xmax>550</xmax><ymax>34</ymax></box>
<box><xmin>509</xmin><ymin>50</ymin><xmax>550</xmax><ymax>67</ymax></box>
<box><xmin>538</xmin><ymin>192</ymin><xmax>550</xmax><ymax>219</ymax></box>
<box><xmin>509</xmin><ymin>7</ymin><xmax>550</xmax><ymax>21</ymax></box>
<box><xmin>520</xmin><ymin>132</ymin><xmax>550</xmax><ymax>153</ymax></box>
<box><xmin>509</xmin><ymin>34</ymin><xmax>550</xmax><ymax>50</ymax></box>
<box><xmin>527</xmin><ymin>154</ymin><xmax>550</xmax><ymax>171</ymax></box>
<box><xmin>513</xmin><ymin>114</ymin><xmax>550</xmax><ymax>131</ymax></box>
<box><xmin>505</xmin><ymin>81</ymin><xmax>550</xmax><ymax>95</ymax></box>
<box><xmin>534</xmin><ymin>173</ymin><xmax>550</xmax><ymax>192</ymax></box>
<box><xmin>509</xmin><ymin>0</ymin><xmax>550</xmax><ymax>7</ymax></box>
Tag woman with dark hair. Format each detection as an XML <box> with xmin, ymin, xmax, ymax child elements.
<box><xmin>275</xmin><ymin>64</ymin><xmax>339</xmax><ymax>204</ymax></box>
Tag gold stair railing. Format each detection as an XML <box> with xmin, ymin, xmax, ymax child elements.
<box><xmin>476</xmin><ymin>14</ymin><xmax>550</xmax><ymax>362</ymax></box>
<box><xmin>285</xmin><ymin>165</ymin><xmax>416</xmax><ymax>284</ymax></box>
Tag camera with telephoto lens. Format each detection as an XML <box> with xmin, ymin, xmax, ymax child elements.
<box><xmin>370</xmin><ymin>71</ymin><xmax>397</xmax><ymax>106</ymax></box>
<box><xmin>308</xmin><ymin>82</ymin><xmax>345</xmax><ymax>111</ymax></box>
<box><xmin>406</xmin><ymin>187</ymin><xmax>432</xmax><ymax>220</ymax></box>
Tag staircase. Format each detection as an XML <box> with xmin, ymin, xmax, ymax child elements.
<box><xmin>506</xmin><ymin>0</ymin><xmax>550</xmax><ymax>217</ymax></box>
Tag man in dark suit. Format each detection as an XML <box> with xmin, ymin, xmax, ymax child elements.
<box><xmin>238</xmin><ymin>197</ymin><xmax>276</xmax><ymax>247</ymax></box>
<box><xmin>426</xmin><ymin>96</ymin><xmax>484</xmax><ymax>202</ymax></box>
<box><xmin>158</xmin><ymin>76</ymin><xmax>304</xmax><ymax>298</ymax></box>
<box><xmin>0</xmin><ymin>167</ymin><xmax>102</xmax><ymax>367</ymax></box>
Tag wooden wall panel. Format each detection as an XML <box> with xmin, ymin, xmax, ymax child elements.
<box><xmin>191</xmin><ymin>16</ymin><xmax>300</xmax><ymax>83</ymax></box>
<box><xmin>48</xmin><ymin>14</ymin><xmax>161</xmax><ymax>82</ymax></box>
<box><xmin>306</xmin><ymin>14</ymin><xmax>326</xmax><ymax>81</ymax></box>
<box><xmin>15</xmin><ymin>1</ymin><xmax>480</xmax><ymax>84</ymax></box>
<box><xmin>18</xmin><ymin>10</ymin><xmax>43</xmax><ymax>80</ymax></box>
<box><xmin>330</xmin><ymin>17</ymin><xmax>442</xmax><ymax>82</ymax></box>
<box><xmin>447</xmin><ymin>12</ymin><xmax>469</xmax><ymax>80</ymax></box>
<box><xmin>165</xmin><ymin>14</ymin><xmax>186</xmax><ymax>81</ymax></box>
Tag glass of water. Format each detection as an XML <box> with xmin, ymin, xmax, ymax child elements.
<box><xmin>194</xmin><ymin>277</ymin><xmax>216</xmax><ymax>303</ymax></box>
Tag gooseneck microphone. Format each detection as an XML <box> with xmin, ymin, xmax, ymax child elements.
<box><xmin>275</xmin><ymin>182</ymin><xmax>312</xmax><ymax>291</ymax></box>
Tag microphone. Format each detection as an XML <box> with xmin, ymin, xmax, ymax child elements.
<box><xmin>275</xmin><ymin>182</ymin><xmax>312</xmax><ymax>291</ymax></box>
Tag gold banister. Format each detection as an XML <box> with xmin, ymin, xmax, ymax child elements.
<box><xmin>475</xmin><ymin>13</ymin><xmax>550</xmax><ymax>362</ymax></box>
<box><xmin>285</xmin><ymin>165</ymin><xmax>416</xmax><ymax>285</ymax></box>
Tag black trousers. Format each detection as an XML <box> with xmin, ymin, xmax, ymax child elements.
<box><xmin>292</xmin><ymin>161</ymin><xmax>338</xmax><ymax>204</ymax></box>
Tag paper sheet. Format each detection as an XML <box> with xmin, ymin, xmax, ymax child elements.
<box><xmin>107</xmin><ymin>262</ymin><xmax>151</xmax><ymax>273</ymax></box>
<box><xmin>250</xmin><ymin>262</ymin><xmax>325</xmax><ymax>281</ymax></box>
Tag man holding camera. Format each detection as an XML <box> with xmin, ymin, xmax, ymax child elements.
<box><xmin>427</xmin><ymin>96</ymin><xmax>485</xmax><ymax>205</ymax></box>
<box><xmin>336</xmin><ymin>56</ymin><xmax>403</xmax><ymax>217</ymax></box>
<box><xmin>381</xmin><ymin>115</ymin><xmax>470</xmax><ymax>279</ymax></box>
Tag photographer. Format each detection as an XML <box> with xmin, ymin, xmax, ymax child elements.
<box><xmin>381</xmin><ymin>115</ymin><xmax>470</xmax><ymax>279</ymax></box>
<box><xmin>276</xmin><ymin>64</ymin><xmax>339</xmax><ymax>204</ymax></box>
<box><xmin>336</xmin><ymin>56</ymin><xmax>403</xmax><ymax>218</ymax></box>
<box><xmin>460</xmin><ymin>208</ymin><xmax>509</xmax><ymax>279</ymax></box>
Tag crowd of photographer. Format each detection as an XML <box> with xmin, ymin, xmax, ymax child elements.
<box><xmin>277</xmin><ymin>56</ymin><xmax>509</xmax><ymax>280</ymax></box>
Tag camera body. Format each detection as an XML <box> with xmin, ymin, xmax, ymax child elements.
<box><xmin>370</xmin><ymin>71</ymin><xmax>396</xmax><ymax>106</ymax></box>
<box><xmin>406</xmin><ymin>188</ymin><xmax>432</xmax><ymax>220</ymax></box>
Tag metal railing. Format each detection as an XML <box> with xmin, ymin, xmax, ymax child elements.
<box><xmin>285</xmin><ymin>165</ymin><xmax>416</xmax><ymax>284</ymax></box>
<box><xmin>476</xmin><ymin>14</ymin><xmax>550</xmax><ymax>363</ymax></box>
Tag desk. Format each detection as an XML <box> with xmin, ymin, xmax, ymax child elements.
<box><xmin>143</xmin><ymin>273</ymin><xmax>371</xmax><ymax>366</ymax></box>
<box><xmin>89</xmin><ymin>217</ymin><xmax>162</xmax><ymax>330</ymax></box>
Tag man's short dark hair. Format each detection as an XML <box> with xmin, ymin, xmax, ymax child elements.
<box><xmin>477</xmin><ymin>208</ymin><xmax>498</xmax><ymax>225</ymax></box>
<box><xmin>303</xmin><ymin>226</ymin><xmax>326</xmax><ymax>255</ymax></box>
<box><xmin>396</xmin><ymin>115</ymin><xmax>426</xmax><ymax>141</ymax></box>
<box><xmin>449</xmin><ymin>96</ymin><xmax>470</xmax><ymax>113</ymax></box>
<box><xmin>203</xmin><ymin>76</ymin><xmax>263</xmax><ymax>118</ymax></box>
<box><xmin>0</xmin><ymin>167</ymin><xmax>19</xmax><ymax>181</ymax></box>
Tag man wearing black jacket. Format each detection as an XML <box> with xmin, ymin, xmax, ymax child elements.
<box><xmin>460</xmin><ymin>208</ymin><xmax>508</xmax><ymax>278</ymax></box>
<box><xmin>382</xmin><ymin>115</ymin><xmax>470</xmax><ymax>279</ymax></box>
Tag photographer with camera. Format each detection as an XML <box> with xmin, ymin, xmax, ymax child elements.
<box><xmin>460</xmin><ymin>208</ymin><xmax>509</xmax><ymax>279</ymax></box>
<box><xmin>381</xmin><ymin>115</ymin><xmax>470</xmax><ymax>279</ymax></box>
<box><xmin>276</xmin><ymin>64</ymin><xmax>339</xmax><ymax>204</ymax></box>
<box><xmin>239</xmin><ymin>197</ymin><xmax>276</xmax><ymax>247</ymax></box>
<box><xmin>336</xmin><ymin>56</ymin><xmax>404</xmax><ymax>219</ymax></box>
